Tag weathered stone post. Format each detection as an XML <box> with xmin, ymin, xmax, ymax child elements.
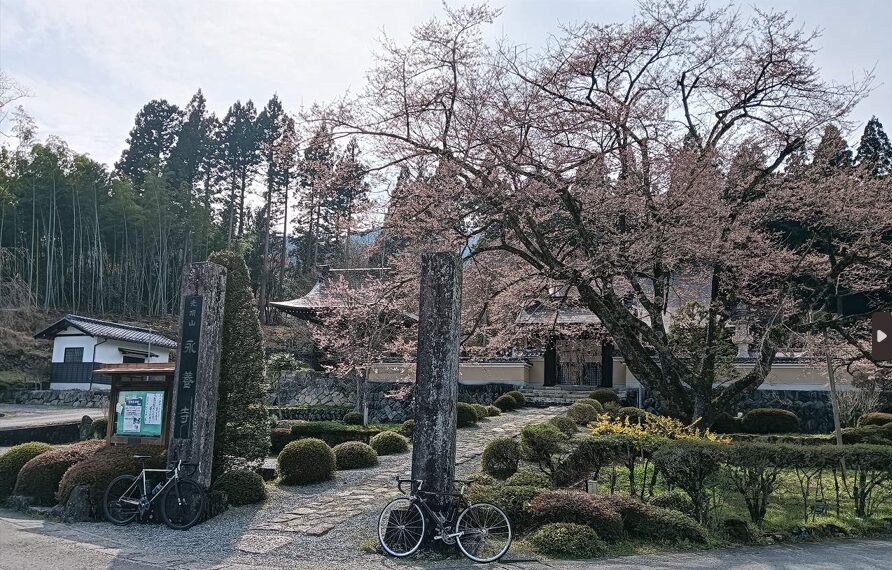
<box><xmin>167</xmin><ymin>262</ymin><xmax>226</xmax><ymax>489</ymax></box>
<box><xmin>411</xmin><ymin>252</ymin><xmax>462</xmax><ymax>509</ymax></box>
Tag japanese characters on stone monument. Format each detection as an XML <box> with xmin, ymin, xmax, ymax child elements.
<box><xmin>410</xmin><ymin>252</ymin><xmax>462</xmax><ymax>511</ymax></box>
<box><xmin>167</xmin><ymin>262</ymin><xmax>226</xmax><ymax>488</ymax></box>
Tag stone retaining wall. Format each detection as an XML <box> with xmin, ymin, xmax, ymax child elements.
<box><xmin>268</xmin><ymin>371</ymin><xmax>355</xmax><ymax>407</ymax></box>
<box><xmin>367</xmin><ymin>381</ymin><xmax>514</xmax><ymax>423</ymax></box>
<box><xmin>0</xmin><ymin>389</ymin><xmax>108</xmax><ymax>408</ymax></box>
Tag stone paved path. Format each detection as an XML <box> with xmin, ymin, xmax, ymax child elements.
<box><xmin>247</xmin><ymin>406</ymin><xmax>565</xmax><ymax>539</ymax></box>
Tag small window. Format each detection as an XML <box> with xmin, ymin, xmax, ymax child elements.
<box><xmin>64</xmin><ymin>347</ymin><xmax>84</xmax><ymax>363</ymax></box>
<box><xmin>123</xmin><ymin>355</ymin><xmax>145</xmax><ymax>364</ymax></box>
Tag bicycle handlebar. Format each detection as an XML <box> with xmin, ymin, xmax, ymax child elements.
<box><xmin>397</xmin><ymin>478</ymin><xmax>477</xmax><ymax>494</ymax></box>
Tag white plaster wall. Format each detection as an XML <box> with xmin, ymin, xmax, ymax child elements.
<box><xmin>50</xmin><ymin>328</ymin><xmax>96</xmax><ymax>363</ymax></box>
<box><xmin>93</xmin><ymin>339</ymin><xmax>172</xmax><ymax>363</ymax></box>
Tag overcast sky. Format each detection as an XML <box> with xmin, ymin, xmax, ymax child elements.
<box><xmin>2</xmin><ymin>0</ymin><xmax>890</xmax><ymax>167</ymax></box>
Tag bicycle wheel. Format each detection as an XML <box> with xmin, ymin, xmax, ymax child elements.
<box><xmin>377</xmin><ymin>497</ymin><xmax>425</xmax><ymax>557</ymax></box>
<box><xmin>103</xmin><ymin>475</ymin><xmax>140</xmax><ymax>525</ymax></box>
<box><xmin>456</xmin><ymin>502</ymin><xmax>512</xmax><ymax>563</ymax></box>
<box><xmin>159</xmin><ymin>479</ymin><xmax>206</xmax><ymax>530</ymax></box>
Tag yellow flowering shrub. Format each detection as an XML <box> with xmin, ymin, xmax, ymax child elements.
<box><xmin>588</xmin><ymin>413</ymin><xmax>730</xmax><ymax>443</ymax></box>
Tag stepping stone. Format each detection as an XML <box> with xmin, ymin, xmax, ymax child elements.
<box><xmin>304</xmin><ymin>523</ymin><xmax>335</xmax><ymax>536</ymax></box>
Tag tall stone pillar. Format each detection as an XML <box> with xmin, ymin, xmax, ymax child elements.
<box><xmin>167</xmin><ymin>262</ymin><xmax>226</xmax><ymax>488</ymax></box>
<box><xmin>411</xmin><ymin>252</ymin><xmax>462</xmax><ymax>509</ymax></box>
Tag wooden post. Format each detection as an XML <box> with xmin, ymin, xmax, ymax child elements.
<box><xmin>411</xmin><ymin>252</ymin><xmax>462</xmax><ymax>510</ymax></box>
<box><xmin>167</xmin><ymin>262</ymin><xmax>226</xmax><ymax>489</ymax></box>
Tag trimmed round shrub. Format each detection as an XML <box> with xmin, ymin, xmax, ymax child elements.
<box><xmin>604</xmin><ymin>494</ymin><xmax>707</xmax><ymax>543</ymax></box>
<box><xmin>649</xmin><ymin>489</ymin><xmax>695</xmax><ymax>518</ymax></box>
<box><xmin>575</xmin><ymin>398</ymin><xmax>604</xmax><ymax>413</ymax></box>
<box><xmin>0</xmin><ymin>442</ymin><xmax>53</xmax><ymax>501</ymax></box>
<box><xmin>457</xmin><ymin>402</ymin><xmax>478</xmax><ymax>428</ymax></box>
<box><xmin>506</xmin><ymin>390</ymin><xmax>526</xmax><ymax>407</ymax></box>
<box><xmin>270</xmin><ymin>428</ymin><xmax>295</xmax><ymax>454</ymax></box>
<box><xmin>278</xmin><ymin>438</ymin><xmax>336</xmax><ymax>484</ymax></box>
<box><xmin>527</xmin><ymin>523</ymin><xmax>606</xmax><ymax>558</ymax></box>
<box><xmin>471</xmin><ymin>403</ymin><xmax>489</xmax><ymax>420</ymax></box>
<box><xmin>506</xmin><ymin>470</ymin><xmax>552</xmax><ymax>488</ymax></box>
<box><xmin>494</xmin><ymin>394</ymin><xmax>517</xmax><ymax>412</ymax></box>
<box><xmin>14</xmin><ymin>440</ymin><xmax>104</xmax><ymax>506</ymax></box>
<box><xmin>91</xmin><ymin>417</ymin><xmax>109</xmax><ymax>439</ymax></box>
<box><xmin>520</xmin><ymin>423</ymin><xmax>567</xmax><ymax>467</ymax></box>
<box><xmin>710</xmin><ymin>412</ymin><xmax>741</xmax><ymax>434</ymax></box>
<box><xmin>481</xmin><ymin>437</ymin><xmax>520</xmax><ymax>479</ymax></box>
<box><xmin>741</xmin><ymin>408</ymin><xmax>800</xmax><ymax>434</ymax></box>
<box><xmin>58</xmin><ymin>444</ymin><xmax>164</xmax><ymax>513</ymax></box>
<box><xmin>400</xmin><ymin>419</ymin><xmax>414</xmax><ymax>439</ymax></box>
<box><xmin>466</xmin><ymin>482</ymin><xmax>539</xmax><ymax>529</ymax></box>
<box><xmin>343</xmin><ymin>411</ymin><xmax>363</xmax><ymax>425</ymax></box>
<box><xmin>589</xmin><ymin>388</ymin><xmax>620</xmax><ymax>405</ymax></box>
<box><xmin>486</xmin><ymin>405</ymin><xmax>502</xmax><ymax>417</ymax></box>
<box><xmin>858</xmin><ymin>412</ymin><xmax>892</xmax><ymax>427</ymax></box>
<box><xmin>212</xmin><ymin>469</ymin><xmax>267</xmax><ymax>506</ymax></box>
<box><xmin>566</xmin><ymin>402</ymin><xmax>599</xmax><ymax>425</ymax></box>
<box><xmin>547</xmin><ymin>415</ymin><xmax>578</xmax><ymax>437</ymax></box>
<box><xmin>617</xmin><ymin>406</ymin><xmax>650</xmax><ymax>424</ymax></box>
<box><xmin>529</xmin><ymin>490</ymin><xmax>624</xmax><ymax>541</ymax></box>
<box><xmin>369</xmin><ymin>431</ymin><xmax>409</xmax><ymax>455</ymax></box>
<box><xmin>603</xmin><ymin>401</ymin><xmax>621</xmax><ymax>414</ymax></box>
<box><xmin>333</xmin><ymin>441</ymin><xmax>378</xmax><ymax>470</ymax></box>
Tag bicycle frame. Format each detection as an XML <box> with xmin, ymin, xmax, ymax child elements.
<box><xmin>399</xmin><ymin>479</ymin><xmax>475</xmax><ymax>542</ymax></box>
<box><xmin>117</xmin><ymin>460</ymin><xmax>184</xmax><ymax>512</ymax></box>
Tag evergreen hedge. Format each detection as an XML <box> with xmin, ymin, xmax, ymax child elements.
<box><xmin>212</xmin><ymin>469</ymin><xmax>267</xmax><ymax>506</ymax></box>
<box><xmin>58</xmin><ymin>444</ymin><xmax>163</xmax><ymax>512</ymax></box>
<box><xmin>457</xmin><ymin>402</ymin><xmax>478</xmax><ymax>428</ymax></box>
<box><xmin>333</xmin><ymin>442</ymin><xmax>379</xmax><ymax>470</ymax></box>
<box><xmin>481</xmin><ymin>437</ymin><xmax>520</xmax><ymax>479</ymax></box>
<box><xmin>589</xmin><ymin>388</ymin><xmax>620</xmax><ymax>404</ymax></box>
<box><xmin>208</xmin><ymin>249</ymin><xmax>271</xmax><ymax>474</ymax></box>
<box><xmin>740</xmin><ymin>408</ymin><xmax>800</xmax><ymax>434</ymax></box>
<box><xmin>369</xmin><ymin>431</ymin><xmax>409</xmax><ymax>455</ymax></box>
<box><xmin>505</xmin><ymin>390</ymin><xmax>526</xmax><ymax>407</ymax></box>
<box><xmin>527</xmin><ymin>523</ymin><xmax>606</xmax><ymax>558</ymax></box>
<box><xmin>278</xmin><ymin>438</ymin><xmax>335</xmax><ymax>485</ymax></box>
<box><xmin>0</xmin><ymin>442</ymin><xmax>53</xmax><ymax>501</ymax></box>
<box><xmin>14</xmin><ymin>440</ymin><xmax>104</xmax><ymax>506</ymax></box>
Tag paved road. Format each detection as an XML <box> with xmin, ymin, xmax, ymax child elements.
<box><xmin>2</xmin><ymin>511</ymin><xmax>891</xmax><ymax>569</ymax></box>
<box><xmin>0</xmin><ymin>404</ymin><xmax>103</xmax><ymax>429</ymax></box>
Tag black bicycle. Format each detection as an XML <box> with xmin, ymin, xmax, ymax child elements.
<box><xmin>377</xmin><ymin>478</ymin><xmax>512</xmax><ymax>563</ymax></box>
<box><xmin>103</xmin><ymin>456</ymin><xmax>206</xmax><ymax>530</ymax></box>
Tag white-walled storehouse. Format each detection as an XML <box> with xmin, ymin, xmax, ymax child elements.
<box><xmin>34</xmin><ymin>315</ymin><xmax>177</xmax><ymax>390</ymax></box>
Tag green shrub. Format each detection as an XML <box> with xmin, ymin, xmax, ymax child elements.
<box><xmin>212</xmin><ymin>469</ymin><xmax>267</xmax><ymax>506</ymax></box>
<box><xmin>653</xmin><ymin>440</ymin><xmax>726</xmax><ymax>522</ymax></box>
<box><xmin>527</xmin><ymin>523</ymin><xmax>606</xmax><ymax>558</ymax></box>
<box><xmin>343</xmin><ymin>411</ymin><xmax>363</xmax><ymax>425</ymax></box>
<box><xmin>471</xmin><ymin>403</ymin><xmax>489</xmax><ymax>420</ymax></box>
<box><xmin>369</xmin><ymin>431</ymin><xmax>409</xmax><ymax>455</ymax></box>
<box><xmin>710</xmin><ymin>412</ymin><xmax>741</xmax><ymax>434</ymax></box>
<box><xmin>589</xmin><ymin>388</ymin><xmax>620</xmax><ymax>405</ymax></box>
<box><xmin>400</xmin><ymin>419</ymin><xmax>414</xmax><ymax>439</ymax></box>
<box><xmin>842</xmin><ymin>423</ymin><xmax>892</xmax><ymax>445</ymax></box>
<box><xmin>14</xmin><ymin>440</ymin><xmax>104</xmax><ymax>506</ymax></box>
<box><xmin>208</xmin><ymin>249</ymin><xmax>270</xmax><ymax>475</ymax></box>
<box><xmin>552</xmin><ymin>436</ymin><xmax>617</xmax><ymax>487</ymax></box>
<box><xmin>740</xmin><ymin>408</ymin><xmax>800</xmax><ymax>434</ymax></box>
<box><xmin>457</xmin><ymin>402</ymin><xmax>478</xmax><ymax>428</ymax></box>
<box><xmin>91</xmin><ymin>417</ymin><xmax>109</xmax><ymax>439</ymax></box>
<box><xmin>481</xmin><ymin>437</ymin><xmax>520</xmax><ymax>479</ymax></box>
<box><xmin>506</xmin><ymin>390</ymin><xmax>526</xmax><ymax>407</ymax></box>
<box><xmin>58</xmin><ymin>444</ymin><xmax>164</xmax><ymax>513</ymax></box>
<box><xmin>466</xmin><ymin>482</ymin><xmax>539</xmax><ymax>529</ymax></box>
<box><xmin>575</xmin><ymin>398</ymin><xmax>604</xmax><ymax>413</ymax></box>
<box><xmin>270</xmin><ymin>428</ymin><xmax>295</xmax><ymax>454</ymax></box>
<box><xmin>649</xmin><ymin>489</ymin><xmax>695</xmax><ymax>518</ymax></box>
<box><xmin>547</xmin><ymin>415</ymin><xmax>578</xmax><ymax>437</ymax></box>
<box><xmin>278</xmin><ymin>438</ymin><xmax>336</xmax><ymax>485</ymax></box>
<box><xmin>0</xmin><ymin>442</ymin><xmax>53</xmax><ymax>501</ymax></box>
<box><xmin>529</xmin><ymin>490</ymin><xmax>624</xmax><ymax>541</ymax></box>
<box><xmin>486</xmin><ymin>405</ymin><xmax>502</xmax><ymax>417</ymax></box>
<box><xmin>494</xmin><ymin>394</ymin><xmax>517</xmax><ymax>412</ymax></box>
<box><xmin>617</xmin><ymin>407</ymin><xmax>650</xmax><ymax>424</ymax></box>
<box><xmin>604</xmin><ymin>494</ymin><xmax>707</xmax><ymax>543</ymax></box>
<box><xmin>520</xmin><ymin>423</ymin><xmax>567</xmax><ymax>475</ymax></box>
<box><xmin>603</xmin><ymin>401</ymin><xmax>621</xmax><ymax>414</ymax></box>
<box><xmin>724</xmin><ymin>442</ymin><xmax>794</xmax><ymax>525</ymax></box>
<box><xmin>290</xmin><ymin>421</ymin><xmax>376</xmax><ymax>446</ymax></box>
<box><xmin>506</xmin><ymin>470</ymin><xmax>552</xmax><ymax>488</ymax></box>
<box><xmin>333</xmin><ymin>441</ymin><xmax>378</xmax><ymax>470</ymax></box>
<box><xmin>858</xmin><ymin>412</ymin><xmax>892</xmax><ymax>427</ymax></box>
<box><xmin>566</xmin><ymin>402</ymin><xmax>599</xmax><ymax>425</ymax></box>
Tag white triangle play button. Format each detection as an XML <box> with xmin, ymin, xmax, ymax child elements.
<box><xmin>879</xmin><ymin>330</ymin><xmax>888</xmax><ymax>343</ymax></box>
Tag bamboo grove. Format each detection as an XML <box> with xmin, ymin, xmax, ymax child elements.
<box><xmin>0</xmin><ymin>88</ymin><xmax>371</xmax><ymax>318</ymax></box>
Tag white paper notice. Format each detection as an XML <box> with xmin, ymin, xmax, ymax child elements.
<box><xmin>123</xmin><ymin>398</ymin><xmax>142</xmax><ymax>432</ymax></box>
<box><xmin>145</xmin><ymin>393</ymin><xmax>163</xmax><ymax>425</ymax></box>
